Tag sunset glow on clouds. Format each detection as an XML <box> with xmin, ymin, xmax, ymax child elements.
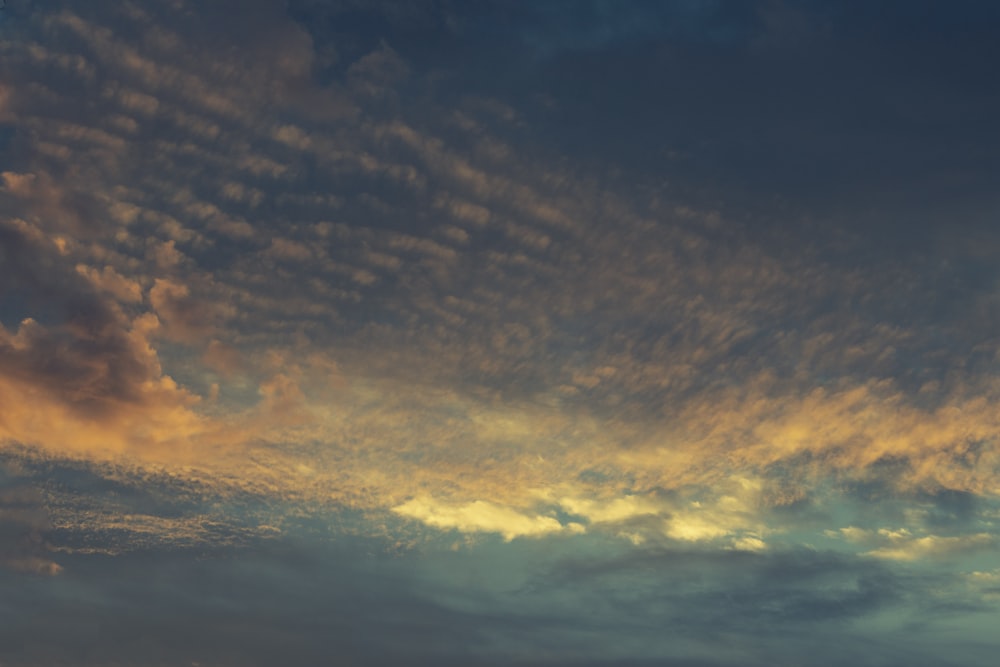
<box><xmin>2</xmin><ymin>1</ymin><xmax>1000</xmax><ymax>665</ymax></box>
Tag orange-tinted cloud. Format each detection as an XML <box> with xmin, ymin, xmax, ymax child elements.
<box><xmin>0</xmin><ymin>0</ymin><xmax>997</xmax><ymax>562</ymax></box>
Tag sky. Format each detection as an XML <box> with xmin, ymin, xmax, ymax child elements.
<box><xmin>1</xmin><ymin>0</ymin><xmax>999</xmax><ymax>665</ymax></box>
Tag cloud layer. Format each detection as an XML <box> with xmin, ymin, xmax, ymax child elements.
<box><xmin>1</xmin><ymin>1</ymin><xmax>999</xmax><ymax>664</ymax></box>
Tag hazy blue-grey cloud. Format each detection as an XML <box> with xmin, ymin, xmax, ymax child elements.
<box><xmin>3</xmin><ymin>523</ymin><xmax>997</xmax><ymax>667</ymax></box>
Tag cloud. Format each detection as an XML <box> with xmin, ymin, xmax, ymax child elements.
<box><xmin>0</xmin><ymin>219</ymin><xmax>180</xmax><ymax>402</ymax></box>
<box><xmin>0</xmin><ymin>469</ymin><xmax>61</xmax><ymax>576</ymax></box>
<box><xmin>828</xmin><ymin>526</ymin><xmax>997</xmax><ymax>562</ymax></box>
<box><xmin>864</xmin><ymin>532</ymin><xmax>996</xmax><ymax>562</ymax></box>
<box><xmin>0</xmin><ymin>504</ymin><xmax>986</xmax><ymax>667</ymax></box>
<box><xmin>558</xmin><ymin>493</ymin><xmax>662</xmax><ymax>524</ymax></box>
<box><xmin>394</xmin><ymin>496</ymin><xmax>582</xmax><ymax>541</ymax></box>
<box><xmin>0</xmin><ymin>0</ymin><xmax>998</xmax><ymax>566</ymax></box>
<box><xmin>1</xmin><ymin>170</ymin><xmax>108</xmax><ymax>237</ymax></box>
<box><xmin>74</xmin><ymin>263</ymin><xmax>143</xmax><ymax>303</ymax></box>
<box><xmin>148</xmin><ymin>277</ymin><xmax>229</xmax><ymax>343</ymax></box>
<box><xmin>1</xmin><ymin>3</ymin><xmax>999</xmax><ymax>665</ymax></box>
<box><xmin>549</xmin><ymin>478</ymin><xmax>775</xmax><ymax>549</ymax></box>
<box><xmin>0</xmin><ymin>217</ymin><xmax>209</xmax><ymax>462</ymax></box>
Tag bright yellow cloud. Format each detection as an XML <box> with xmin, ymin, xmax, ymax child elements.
<box><xmin>393</xmin><ymin>497</ymin><xmax>583</xmax><ymax>541</ymax></box>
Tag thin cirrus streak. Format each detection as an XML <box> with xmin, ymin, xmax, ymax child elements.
<box><xmin>1</xmin><ymin>1</ymin><xmax>999</xmax><ymax>665</ymax></box>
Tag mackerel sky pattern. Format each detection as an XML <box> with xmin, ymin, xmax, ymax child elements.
<box><xmin>1</xmin><ymin>1</ymin><xmax>1000</xmax><ymax>665</ymax></box>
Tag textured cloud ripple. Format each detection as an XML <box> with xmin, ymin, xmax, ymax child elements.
<box><xmin>1</xmin><ymin>1</ymin><xmax>999</xmax><ymax>665</ymax></box>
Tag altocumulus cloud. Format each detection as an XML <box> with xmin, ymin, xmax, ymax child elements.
<box><xmin>1</xmin><ymin>0</ymin><xmax>999</xmax><ymax>665</ymax></box>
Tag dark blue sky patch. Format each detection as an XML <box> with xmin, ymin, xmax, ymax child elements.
<box><xmin>281</xmin><ymin>0</ymin><xmax>999</xmax><ymax>254</ymax></box>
